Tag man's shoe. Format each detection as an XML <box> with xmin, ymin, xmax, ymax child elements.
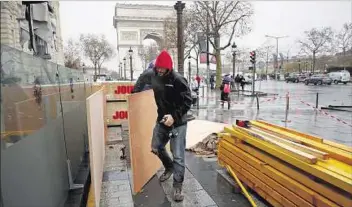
<box><xmin>159</xmin><ymin>170</ymin><xmax>172</xmax><ymax>182</ymax></box>
<box><xmin>173</xmin><ymin>187</ymin><xmax>184</xmax><ymax>202</ymax></box>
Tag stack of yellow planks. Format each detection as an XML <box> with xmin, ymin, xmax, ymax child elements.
<box><xmin>218</xmin><ymin>120</ymin><xmax>352</xmax><ymax>207</ymax></box>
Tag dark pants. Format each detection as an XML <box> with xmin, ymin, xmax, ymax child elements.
<box><xmin>221</xmin><ymin>92</ymin><xmax>229</xmax><ymax>101</ymax></box>
<box><xmin>151</xmin><ymin>123</ymin><xmax>187</xmax><ymax>187</ymax></box>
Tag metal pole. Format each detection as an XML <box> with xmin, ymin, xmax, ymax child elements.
<box><xmin>275</xmin><ymin>38</ymin><xmax>279</xmax><ymax>81</ymax></box>
<box><xmin>265</xmin><ymin>35</ymin><xmax>288</xmax><ymax>80</ymax></box>
<box><xmin>252</xmin><ymin>62</ymin><xmax>256</xmax><ymax>95</ymax></box>
<box><xmin>298</xmin><ymin>60</ymin><xmax>301</xmax><ymax>73</ymax></box>
<box><xmin>206</xmin><ymin>1</ymin><xmax>210</xmax><ymax>88</ymax></box>
<box><xmin>256</xmin><ymin>94</ymin><xmax>259</xmax><ymax>110</ymax></box>
<box><xmin>174</xmin><ymin>1</ymin><xmax>185</xmax><ymax>76</ymax></box>
<box><xmin>124</xmin><ymin>59</ymin><xmax>126</xmax><ymax>80</ymax></box>
<box><xmin>285</xmin><ymin>92</ymin><xmax>289</xmax><ymax>123</ymax></box>
<box><xmin>316</xmin><ymin>93</ymin><xmax>319</xmax><ymax>109</ymax></box>
<box><xmin>265</xmin><ymin>50</ymin><xmax>269</xmax><ymax>80</ymax></box>
<box><xmin>232</xmin><ymin>52</ymin><xmax>236</xmax><ymax>77</ymax></box>
<box><xmin>130</xmin><ymin>56</ymin><xmax>133</xmax><ymax>81</ymax></box>
<box><xmin>188</xmin><ymin>59</ymin><xmax>191</xmax><ymax>83</ymax></box>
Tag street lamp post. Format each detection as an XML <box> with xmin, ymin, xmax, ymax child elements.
<box><xmin>174</xmin><ymin>1</ymin><xmax>185</xmax><ymax>76</ymax></box>
<box><xmin>206</xmin><ymin>1</ymin><xmax>210</xmax><ymax>89</ymax></box>
<box><xmin>123</xmin><ymin>57</ymin><xmax>127</xmax><ymax>80</ymax></box>
<box><xmin>265</xmin><ymin>35</ymin><xmax>288</xmax><ymax>81</ymax></box>
<box><xmin>128</xmin><ymin>47</ymin><xmax>133</xmax><ymax>81</ymax></box>
<box><xmin>231</xmin><ymin>42</ymin><xmax>237</xmax><ymax>78</ymax></box>
<box><xmin>188</xmin><ymin>56</ymin><xmax>191</xmax><ymax>83</ymax></box>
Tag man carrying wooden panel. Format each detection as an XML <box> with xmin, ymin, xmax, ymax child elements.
<box><xmin>132</xmin><ymin>50</ymin><xmax>193</xmax><ymax>202</ymax></box>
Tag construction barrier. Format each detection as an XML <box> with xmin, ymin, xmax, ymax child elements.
<box><xmin>218</xmin><ymin>120</ymin><xmax>352</xmax><ymax>207</ymax></box>
<box><xmin>86</xmin><ymin>88</ymin><xmax>106</xmax><ymax>206</ymax></box>
<box><xmin>95</xmin><ymin>81</ymin><xmax>134</xmax><ymax>127</ymax></box>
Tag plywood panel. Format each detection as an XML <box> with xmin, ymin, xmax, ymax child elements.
<box><xmin>86</xmin><ymin>89</ymin><xmax>105</xmax><ymax>207</ymax></box>
<box><xmin>106</xmin><ymin>82</ymin><xmax>135</xmax><ymax>100</ymax></box>
<box><xmin>106</xmin><ymin>101</ymin><xmax>128</xmax><ymax>126</ymax></box>
<box><xmin>127</xmin><ymin>90</ymin><xmax>161</xmax><ymax>194</ymax></box>
<box><xmin>186</xmin><ymin>120</ymin><xmax>227</xmax><ymax>149</ymax></box>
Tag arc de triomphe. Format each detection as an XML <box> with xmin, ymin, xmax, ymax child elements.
<box><xmin>113</xmin><ymin>3</ymin><xmax>176</xmax><ymax>79</ymax></box>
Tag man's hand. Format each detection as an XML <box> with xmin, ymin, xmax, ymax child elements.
<box><xmin>162</xmin><ymin>114</ymin><xmax>174</xmax><ymax>127</ymax></box>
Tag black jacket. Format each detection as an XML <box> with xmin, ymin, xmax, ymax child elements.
<box><xmin>132</xmin><ymin>69</ymin><xmax>192</xmax><ymax>127</ymax></box>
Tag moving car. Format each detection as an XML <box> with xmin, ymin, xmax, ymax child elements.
<box><xmin>304</xmin><ymin>74</ymin><xmax>332</xmax><ymax>85</ymax></box>
<box><xmin>328</xmin><ymin>70</ymin><xmax>350</xmax><ymax>84</ymax></box>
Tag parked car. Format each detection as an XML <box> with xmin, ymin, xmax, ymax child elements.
<box><xmin>304</xmin><ymin>74</ymin><xmax>332</xmax><ymax>85</ymax></box>
<box><xmin>297</xmin><ymin>74</ymin><xmax>307</xmax><ymax>82</ymax></box>
<box><xmin>328</xmin><ymin>70</ymin><xmax>350</xmax><ymax>84</ymax></box>
<box><xmin>285</xmin><ymin>74</ymin><xmax>299</xmax><ymax>83</ymax></box>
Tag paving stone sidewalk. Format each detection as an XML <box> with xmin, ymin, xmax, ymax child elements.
<box><xmin>99</xmin><ymin>144</ymin><xmax>134</xmax><ymax>207</ymax></box>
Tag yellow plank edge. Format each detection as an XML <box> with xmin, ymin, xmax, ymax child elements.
<box><xmin>250</xmin><ymin>126</ymin><xmax>352</xmax><ymax>178</ymax></box>
<box><xmin>220</xmin><ymin>154</ymin><xmax>297</xmax><ymax>207</ymax></box>
<box><xmin>226</xmin><ymin>165</ymin><xmax>258</xmax><ymax>207</ymax></box>
<box><xmin>251</xmin><ymin>121</ymin><xmax>352</xmax><ymax>165</ymax></box>
<box><xmin>219</xmin><ymin>140</ymin><xmax>344</xmax><ymax>207</ymax></box>
<box><xmin>87</xmin><ymin>185</ymin><xmax>95</xmax><ymax>207</ymax></box>
<box><xmin>222</xmin><ymin>127</ymin><xmax>352</xmax><ymax>194</ymax></box>
<box><xmin>249</xmin><ymin>127</ymin><xmax>329</xmax><ymax>160</ymax></box>
<box><xmin>220</xmin><ymin>158</ymin><xmax>285</xmax><ymax>207</ymax></box>
<box><xmin>225</xmin><ymin>127</ymin><xmax>317</xmax><ymax>164</ymax></box>
<box><xmin>256</xmin><ymin>120</ymin><xmax>352</xmax><ymax>153</ymax></box>
<box><xmin>219</xmin><ymin>136</ymin><xmax>352</xmax><ymax>207</ymax></box>
<box><xmin>222</xmin><ymin>146</ymin><xmax>314</xmax><ymax>207</ymax></box>
<box><xmin>236</xmin><ymin>127</ymin><xmax>319</xmax><ymax>163</ymax></box>
<box><xmin>324</xmin><ymin>140</ymin><xmax>352</xmax><ymax>154</ymax></box>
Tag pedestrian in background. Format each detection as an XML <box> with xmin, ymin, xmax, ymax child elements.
<box><xmin>195</xmin><ymin>74</ymin><xmax>201</xmax><ymax>89</ymax></box>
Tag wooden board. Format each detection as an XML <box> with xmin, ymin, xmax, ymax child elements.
<box><xmin>219</xmin><ymin>139</ymin><xmax>342</xmax><ymax>207</ymax></box>
<box><xmin>237</xmin><ymin>127</ymin><xmax>318</xmax><ymax>164</ymax></box>
<box><xmin>224</xmin><ymin>126</ymin><xmax>352</xmax><ymax>193</ymax></box>
<box><xmin>220</xmin><ymin>135</ymin><xmax>352</xmax><ymax>207</ymax></box>
<box><xmin>102</xmin><ymin>81</ymin><xmax>135</xmax><ymax>100</ymax></box>
<box><xmin>106</xmin><ymin>101</ymin><xmax>128</xmax><ymax>126</ymax></box>
<box><xmin>252</xmin><ymin>121</ymin><xmax>352</xmax><ymax>165</ymax></box>
<box><xmin>186</xmin><ymin>120</ymin><xmax>227</xmax><ymax>149</ymax></box>
<box><xmin>127</xmin><ymin>90</ymin><xmax>161</xmax><ymax>194</ymax></box>
<box><xmin>86</xmin><ymin>89</ymin><xmax>106</xmax><ymax>207</ymax></box>
<box><xmin>257</xmin><ymin>120</ymin><xmax>352</xmax><ymax>153</ymax></box>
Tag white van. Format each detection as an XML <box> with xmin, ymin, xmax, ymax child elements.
<box><xmin>328</xmin><ymin>71</ymin><xmax>350</xmax><ymax>84</ymax></box>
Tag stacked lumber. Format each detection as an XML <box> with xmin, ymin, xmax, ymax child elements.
<box><xmin>218</xmin><ymin>120</ymin><xmax>352</xmax><ymax>207</ymax></box>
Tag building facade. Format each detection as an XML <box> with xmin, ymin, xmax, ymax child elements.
<box><xmin>0</xmin><ymin>1</ymin><xmax>64</xmax><ymax>65</ymax></box>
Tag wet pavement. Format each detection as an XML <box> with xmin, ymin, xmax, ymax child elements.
<box><xmin>193</xmin><ymin>80</ymin><xmax>352</xmax><ymax>146</ymax></box>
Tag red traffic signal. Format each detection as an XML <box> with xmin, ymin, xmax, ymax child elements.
<box><xmin>250</xmin><ymin>51</ymin><xmax>256</xmax><ymax>64</ymax></box>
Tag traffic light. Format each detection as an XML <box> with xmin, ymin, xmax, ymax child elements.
<box><xmin>250</xmin><ymin>51</ymin><xmax>256</xmax><ymax>64</ymax></box>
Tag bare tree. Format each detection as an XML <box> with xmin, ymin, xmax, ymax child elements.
<box><xmin>163</xmin><ymin>10</ymin><xmax>201</xmax><ymax>62</ymax></box>
<box><xmin>336</xmin><ymin>23</ymin><xmax>352</xmax><ymax>56</ymax></box>
<box><xmin>79</xmin><ymin>34</ymin><xmax>115</xmax><ymax>79</ymax></box>
<box><xmin>192</xmin><ymin>1</ymin><xmax>253</xmax><ymax>87</ymax></box>
<box><xmin>298</xmin><ymin>27</ymin><xmax>334</xmax><ymax>73</ymax></box>
<box><xmin>256</xmin><ymin>45</ymin><xmax>274</xmax><ymax>77</ymax></box>
<box><xmin>189</xmin><ymin>44</ymin><xmax>202</xmax><ymax>76</ymax></box>
<box><xmin>64</xmin><ymin>38</ymin><xmax>82</xmax><ymax>69</ymax></box>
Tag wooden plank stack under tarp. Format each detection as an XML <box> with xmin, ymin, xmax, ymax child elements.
<box><xmin>218</xmin><ymin>120</ymin><xmax>352</xmax><ymax>207</ymax></box>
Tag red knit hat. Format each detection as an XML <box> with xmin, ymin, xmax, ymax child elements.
<box><xmin>154</xmin><ymin>50</ymin><xmax>173</xmax><ymax>70</ymax></box>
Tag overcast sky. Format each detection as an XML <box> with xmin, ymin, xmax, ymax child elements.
<box><xmin>60</xmin><ymin>1</ymin><xmax>352</xmax><ymax>71</ymax></box>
